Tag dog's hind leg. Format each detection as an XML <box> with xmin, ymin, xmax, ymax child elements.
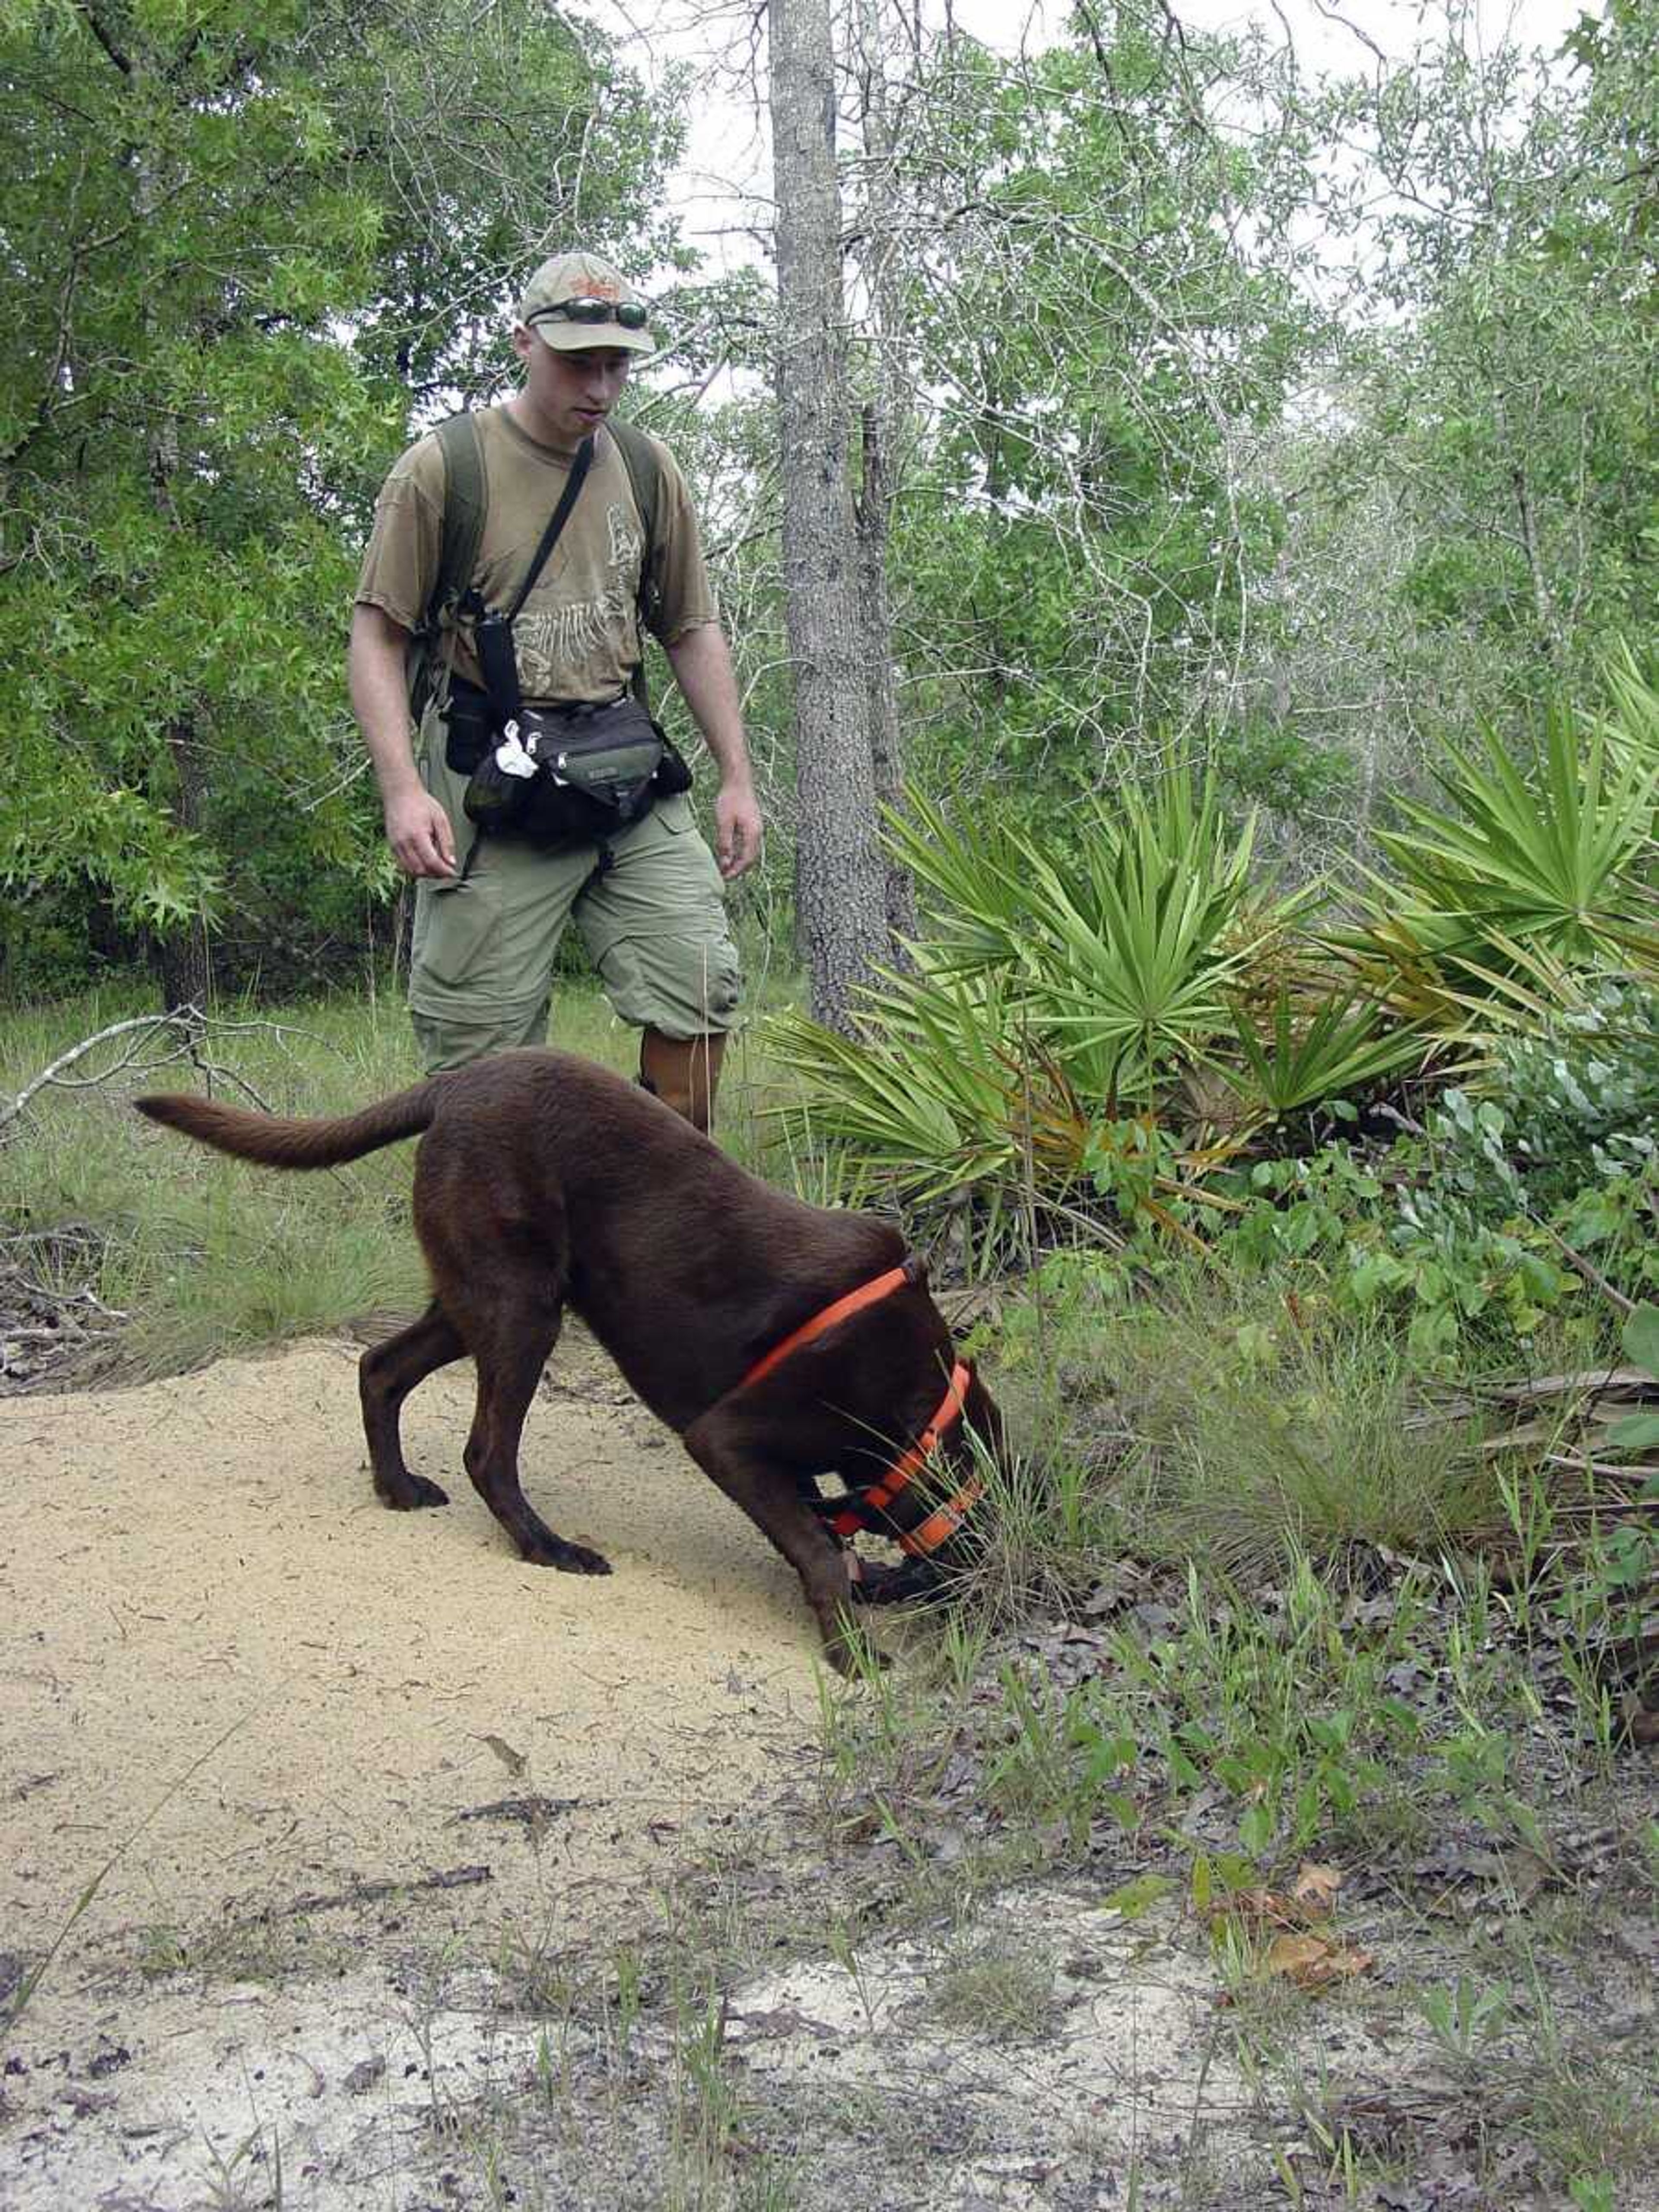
<box><xmin>458</xmin><ymin>1277</ymin><xmax>613</xmax><ymax>1576</ymax></box>
<box><xmin>680</xmin><ymin>1407</ymin><xmax>877</xmax><ymax>1675</ymax></box>
<box><xmin>359</xmin><ymin>1300</ymin><xmax>466</xmax><ymax>1510</ymax></box>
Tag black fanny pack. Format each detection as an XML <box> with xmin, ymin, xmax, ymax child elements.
<box><xmin>457</xmin><ymin>691</ymin><xmax>691</xmax><ymax>850</ymax></box>
<box><xmin>437</xmin><ymin>435</ymin><xmax>692</xmax><ymax>854</ymax></box>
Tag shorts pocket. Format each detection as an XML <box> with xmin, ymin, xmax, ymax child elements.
<box><xmin>595</xmin><ymin>925</ymin><xmax>743</xmax><ymax>1033</ymax></box>
<box><xmin>410</xmin><ymin>875</ymin><xmax>499</xmax><ymax>998</ymax></box>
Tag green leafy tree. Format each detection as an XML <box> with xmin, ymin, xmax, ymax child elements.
<box><xmin>1274</xmin><ymin>5</ymin><xmax>1657</xmax><ymax>779</ymax></box>
<box><xmin>874</xmin><ymin>7</ymin><xmax>1319</xmax><ymax>811</ymax></box>
<box><xmin>0</xmin><ymin>0</ymin><xmax>670</xmax><ymax>1002</ymax></box>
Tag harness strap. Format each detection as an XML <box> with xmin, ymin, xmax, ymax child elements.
<box><xmin>741</xmin><ymin>1265</ymin><xmax>909</xmax><ymax>1392</ymax></box>
<box><xmin>827</xmin><ymin>1359</ymin><xmax>972</xmax><ymax>1532</ymax></box>
<box><xmin>738</xmin><ymin>1265</ymin><xmax>981</xmax><ymax>1560</ymax></box>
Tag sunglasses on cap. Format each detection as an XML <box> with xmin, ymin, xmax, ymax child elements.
<box><xmin>530</xmin><ymin>296</ymin><xmax>649</xmax><ymax>330</ymax></box>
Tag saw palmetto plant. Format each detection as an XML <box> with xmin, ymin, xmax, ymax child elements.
<box><xmin>1225</xmin><ymin>987</ymin><xmax>1423</xmax><ymax>1124</ymax></box>
<box><xmin>767</xmin><ymin>666</ymin><xmax>1655</xmax><ymax>1263</ymax></box>
<box><xmin>1343</xmin><ymin>683</ymin><xmax>1658</xmax><ymax>1036</ymax></box>
<box><xmin>885</xmin><ymin>765</ymin><xmax>1295</xmax><ymax>1103</ymax></box>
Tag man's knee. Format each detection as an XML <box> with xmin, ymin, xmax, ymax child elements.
<box><xmin>579</xmin><ymin>801</ymin><xmax>743</xmax><ymax>1037</ymax></box>
<box><xmin>592</xmin><ymin>926</ymin><xmax>743</xmax><ymax>1040</ymax></box>
<box><xmin>410</xmin><ymin>1000</ymin><xmax>549</xmax><ymax>1074</ymax></box>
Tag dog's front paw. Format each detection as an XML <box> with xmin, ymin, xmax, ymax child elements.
<box><xmin>521</xmin><ymin>1532</ymin><xmax>613</xmax><ymax>1576</ymax></box>
<box><xmin>379</xmin><ymin>1474</ymin><xmax>450</xmax><ymax>1511</ymax></box>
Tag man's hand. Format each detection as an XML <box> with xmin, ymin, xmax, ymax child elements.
<box><xmin>350</xmin><ymin>605</ymin><xmax>457</xmax><ymax>878</ymax></box>
<box><xmin>665</xmin><ymin>623</ymin><xmax>762</xmax><ymax>877</ymax></box>
<box><xmin>714</xmin><ymin>780</ymin><xmax>763</xmax><ymax>879</ymax></box>
<box><xmin>385</xmin><ymin>788</ymin><xmax>456</xmax><ymax>879</ymax></box>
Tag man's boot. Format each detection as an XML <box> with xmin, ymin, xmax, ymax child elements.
<box><xmin>639</xmin><ymin>1028</ymin><xmax>726</xmax><ymax>1136</ymax></box>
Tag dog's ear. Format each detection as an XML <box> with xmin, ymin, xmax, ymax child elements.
<box><xmin>903</xmin><ymin>1253</ymin><xmax>930</xmax><ymax>1290</ymax></box>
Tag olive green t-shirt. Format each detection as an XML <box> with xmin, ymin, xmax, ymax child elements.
<box><xmin>354</xmin><ymin>407</ymin><xmax>718</xmax><ymax>704</ymax></box>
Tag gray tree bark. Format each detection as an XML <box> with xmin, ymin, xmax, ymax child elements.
<box><xmin>857</xmin><ymin>403</ymin><xmax>918</xmax><ymax>952</ymax></box>
<box><xmin>143</xmin><ymin>279</ymin><xmax>213</xmax><ymax>1015</ymax></box>
<box><xmin>852</xmin><ymin>0</ymin><xmax>919</xmax><ymax>951</ymax></box>
<box><xmin>769</xmin><ymin>0</ymin><xmax>888</xmax><ymax>1033</ymax></box>
<box><xmin>154</xmin><ymin>717</ymin><xmax>213</xmax><ymax>1014</ymax></box>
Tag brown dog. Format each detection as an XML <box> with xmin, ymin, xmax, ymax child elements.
<box><xmin>136</xmin><ymin>1049</ymin><xmax>1004</xmax><ymax>1671</ymax></box>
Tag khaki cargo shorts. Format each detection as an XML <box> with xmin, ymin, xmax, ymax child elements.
<box><xmin>407</xmin><ymin>709</ymin><xmax>744</xmax><ymax>1074</ymax></box>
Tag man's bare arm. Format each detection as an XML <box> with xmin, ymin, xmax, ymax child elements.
<box><xmin>664</xmin><ymin>620</ymin><xmax>762</xmax><ymax>879</ymax></box>
<box><xmin>349</xmin><ymin>604</ymin><xmax>455</xmax><ymax>879</ymax></box>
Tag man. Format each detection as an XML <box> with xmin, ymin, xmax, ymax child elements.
<box><xmin>350</xmin><ymin>251</ymin><xmax>761</xmax><ymax>1133</ymax></box>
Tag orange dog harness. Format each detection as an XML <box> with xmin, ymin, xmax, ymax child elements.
<box><xmin>740</xmin><ymin>1266</ymin><xmax>982</xmax><ymax>1558</ymax></box>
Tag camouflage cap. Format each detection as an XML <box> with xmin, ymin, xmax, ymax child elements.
<box><xmin>518</xmin><ymin>251</ymin><xmax>655</xmax><ymax>356</ymax></box>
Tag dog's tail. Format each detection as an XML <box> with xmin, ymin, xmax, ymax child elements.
<box><xmin>135</xmin><ymin>1079</ymin><xmax>441</xmax><ymax>1170</ymax></box>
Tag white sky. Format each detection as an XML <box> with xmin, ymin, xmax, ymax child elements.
<box><xmin>584</xmin><ymin>0</ymin><xmax>1599</xmax><ymax>273</ymax></box>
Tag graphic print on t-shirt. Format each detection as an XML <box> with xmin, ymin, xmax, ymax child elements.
<box><xmin>512</xmin><ymin>499</ymin><xmax>645</xmax><ymax>699</ymax></box>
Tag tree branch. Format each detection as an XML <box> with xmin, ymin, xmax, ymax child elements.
<box><xmin>73</xmin><ymin>0</ymin><xmax>133</xmax><ymax>76</ymax></box>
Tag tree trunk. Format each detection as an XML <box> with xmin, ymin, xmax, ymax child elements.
<box><xmin>858</xmin><ymin>403</ymin><xmax>919</xmax><ymax>951</ymax></box>
<box><xmin>153</xmin><ymin>924</ymin><xmax>211</xmax><ymax>1015</ymax></box>
<box><xmin>146</xmin><ymin>427</ymin><xmax>213</xmax><ymax>1013</ymax></box>
<box><xmin>140</xmin><ymin>116</ymin><xmax>214</xmax><ymax>1016</ymax></box>
<box><xmin>154</xmin><ymin>716</ymin><xmax>213</xmax><ymax>1012</ymax></box>
<box><xmin>852</xmin><ymin>0</ymin><xmax>919</xmax><ymax>952</ymax></box>
<box><xmin>1510</xmin><ymin>461</ymin><xmax>1561</xmax><ymax>667</ymax></box>
<box><xmin>769</xmin><ymin>0</ymin><xmax>887</xmax><ymax>1033</ymax></box>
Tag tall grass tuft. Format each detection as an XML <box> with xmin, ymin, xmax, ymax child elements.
<box><xmin>995</xmin><ymin>1261</ymin><xmax>1498</xmax><ymax>1587</ymax></box>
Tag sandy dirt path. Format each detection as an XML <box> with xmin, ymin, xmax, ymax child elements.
<box><xmin>0</xmin><ymin>1334</ymin><xmax>825</xmax><ymax>1962</ymax></box>
<box><xmin>6</xmin><ymin>1341</ymin><xmax>1652</xmax><ymax>2212</ymax></box>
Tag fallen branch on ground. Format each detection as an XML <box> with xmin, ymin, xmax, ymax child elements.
<box><xmin>1</xmin><ymin>1003</ymin><xmax>382</xmax><ymax>1143</ymax></box>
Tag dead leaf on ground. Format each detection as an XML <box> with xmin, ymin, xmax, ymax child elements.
<box><xmin>1230</xmin><ymin>1887</ymin><xmax>1301</xmax><ymax>1929</ymax></box>
<box><xmin>1266</xmin><ymin>1932</ymin><xmax>1375</xmax><ymax>1990</ymax></box>
<box><xmin>1291</xmin><ymin>1860</ymin><xmax>1342</xmax><ymax>1917</ymax></box>
<box><xmin>1217</xmin><ymin>1860</ymin><xmax>1344</xmax><ymax>1932</ymax></box>
<box><xmin>477</xmin><ymin>1732</ymin><xmax>528</xmax><ymax>1777</ymax></box>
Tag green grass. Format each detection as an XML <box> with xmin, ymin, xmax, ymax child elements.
<box><xmin>963</xmin><ymin>1252</ymin><xmax>1506</xmax><ymax>1633</ymax></box>
<box><xmin>924</xmin><ymin>1930</ymin><xmax>1060</xmax><ymax>2041</ymax></box>
<box><xmin>6</xmin><ymin>974</ymin><xmax>1654</xmax><ymax>2210</ymax></box>
<box><xmin>0</xmin><ymin>979</ymin><xmax>810</xmax><ymax>1381</ymax></box>
<box><xmin>799</xmin><ymin>1213</ymin><xmax>1653</xmax><ymax>2207</ymax></box>
<box><xmin>3</xmin><ymin>985</ymin><xmax>428</xmax><ymax>1376</ymax></box>
<box><xmin>1060</xmin><ymin>1266</ymin><xmax>1500</xmax><ymax>1572</ymax></box>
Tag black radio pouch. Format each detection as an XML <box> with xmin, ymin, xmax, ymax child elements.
<box><xmin>442</xmin><ymin>677</ymin><xmax>493</xmax><ymax>776</ymax></box>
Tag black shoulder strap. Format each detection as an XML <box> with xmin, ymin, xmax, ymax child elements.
<box><xmin>474</xmin><ymin>437</ymin><xmax>595</xmax><ymax>725</ymax></box>
<box><xmin>406</xmin><ymin>412</ymin><xmax>486</xmax><ymax>719</ymax></box>
<box><xmin>427</xmin><ymin>411</ymin><xmax>486</xmax><ymax>632</ymax></box>
<box><xmin>607</xmin><ymin>419</ymin><xmax>664</xmax><ymax>708</ymax></box>
<box><xmin>427</xmin><ymin>412</ymin><xmax>658</xmax><ymax>632</ymax></box>
<box><xmin>504</xmin><ymin>434</ymin><xmax>594</xmax><ymax>622</ymax></box>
